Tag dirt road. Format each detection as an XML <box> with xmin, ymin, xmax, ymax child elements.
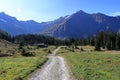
<box><xmin>29</xmin><ymin>47</ymin><xmax>70</xmax><ymax>80</ymax></box>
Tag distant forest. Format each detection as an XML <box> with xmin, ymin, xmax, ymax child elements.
<box><xmin>0</xmin><ymin>29</ymin><xmax>120</xmax><ymax>51</ymax></box>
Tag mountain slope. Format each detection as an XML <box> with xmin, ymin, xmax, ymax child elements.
<box><xmin>40</xmin><ymin>10</ymin><xmax>120</xmax><ymax>39</ymax></box>
<box><xmin>0</xmin><ymin>12</ymin><xmax>44</xmax><ymax>35</ymax></box>
<box><xmin>0</xmin><ymin>11</ymin><xmax>120</xmax><ymax>38</ymax></box>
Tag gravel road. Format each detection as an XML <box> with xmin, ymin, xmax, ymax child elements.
<box><xmin>29</xmin><ymin>47</ymin><xmax>70</xmax><ymax>80</ymax></box>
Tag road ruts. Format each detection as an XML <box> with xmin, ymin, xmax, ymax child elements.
<box><xmin>29</xmin><ymin>47</ymin><xmax>70</xmax><ymax>80</ymax></box>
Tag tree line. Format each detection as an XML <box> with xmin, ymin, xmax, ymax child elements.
<box><xmin>13</xmin><ymin>34</ymin><xmax>68</xmax><ymax>46</ymax></box>
<box><xmin>0</xmin><ymin>29</ymin><xmax>120</xmax><ymax>51</ymax></box>
<box><xmin>0</xmin><ymin>30</ymin><xmax>11</xmax><ymax>41</ymax></box>
<box><xmin>94</xmin><ymin>31</ymin><xmax>120</xmax><ymax>51</ymax></box>
<box><xmin>13</xmin><ymin>34</ymin><xmax>89</xmax><ymax>46</ymax></box>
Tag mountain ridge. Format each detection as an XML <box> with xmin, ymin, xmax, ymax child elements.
<box><xmin>0</xmin><ymin>12</ymin><xmax>45</xmax><ymax>35</ymax></box>
<box><xmin>0</xmin><ymin>11</ymin><xmax>120</xmax><ymax>39</ymax></box>
<box><xmin>39</xmin><ymin>10</ymin><xmax>120</xmax><ymax>39</ymax></box>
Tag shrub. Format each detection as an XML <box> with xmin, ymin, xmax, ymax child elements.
<box><xmin>75</xmin><ymin>46</ymin><xmax>79</xmax><ymax>49</ymax></box>
<box><xmin>21</xmin><ymin>49</ymin><xmax>35</xmax><ymax>57</ymax></box>
<box><xmin>48</xmin><ymin>49</ymin><xmax>51</xmax><ymax>54</ymax></box>
<box><xmin>80</xmin><ymin>48</ymin><xmax>84</xmax><ymax>51</ymax></box>
<box><xmin>15</xmin><ymin>77</ymin><xmax>23</xmax><ymax>80</ymax></box>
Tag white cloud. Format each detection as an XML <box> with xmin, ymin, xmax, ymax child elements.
<box><xmin>17</xmin><ymin>8</ymin><xmax>22</xmax><ymax>13</ymax></box>
<box><xmin>111</xmin><ymin>12</ymin><xmax>120</xmax><ymax>16</ymax></box>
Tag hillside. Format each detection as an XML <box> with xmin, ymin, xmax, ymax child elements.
<box><xmin>0</xmin><ymin>12</ymin><xmax>71</xmax><ymax>36</ymax></box>
<box><xmin>0</xmin><ymin>12</ymin><xmax>45</xmax><ymax>35</ymax></box>
<box><xmin>40</xmin><ymin>10</ymin><xmax>120</xmax><ymax>39</ymax></box>
<box><xmin>0</xmin><ymin>39</ymin><xmax>19</xmax><ymax>57</ymax></box>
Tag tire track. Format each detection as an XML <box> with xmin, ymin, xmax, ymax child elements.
<box><xmin>29</xmin><ymin>47</ymin><xmax>70</xmax><ymax>80</ymax></box>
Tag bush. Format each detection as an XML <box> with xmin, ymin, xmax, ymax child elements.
<box><xmin>48</xmin><ymin>49</ymin><xmax>51</xmax><ymax>54</ymax></box>
<box><xmin>80</xmin><ymin>48</ymin><xmax>84</xmax><ymax>51</ymax></box>
<box><xmin>21</xmin><ymin>49</ymin><xmax>35</xmax><ymax>57</ymax></box>
<box><xmin>19</xmin><ymin>43</ymin><xmax>23</xmax><ymax>49</ymax></box>
<box><xmin>15</xmin><ymin>77</ymin><xmax>23</xmax><ymax>80</ymax></box>
<box><xmin>72</xmin><ymin>49</ymin><xmax>75</xmax><ymax>52</ymax></box>
<box><xmin>75</xmin><ymin>46</ymin><xmax>79</xmax><ymax>49</ymax></box>
<box><xmin>0</xmin><ymin>54</ymin><xmax>12</xmax><ymax>57</ymax></box>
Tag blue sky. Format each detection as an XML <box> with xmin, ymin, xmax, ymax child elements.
<box><xmin>0</xmin><ymin>0</ymin><xmax>120</xmax><ymax>22</ymax></box>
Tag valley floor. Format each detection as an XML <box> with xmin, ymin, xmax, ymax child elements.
<box><xmin>0</xmin><ymin>45</ymin><xmax>120</xmax><ymax>80</ymax></box>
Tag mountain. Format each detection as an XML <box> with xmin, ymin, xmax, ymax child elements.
<box><xmin>0</xmin><ymin>12</ymin><xmax>45</xmax><ymax>35</ymax></box>
<box><xmin>0</xmin><ymin>11</ymin><xmax>120</xmax><ymax>39</ymax></box>
<box><xmin>40</xmin><ymin>10</ymin><xmax>120</xmax><ymax>39</ymax></box>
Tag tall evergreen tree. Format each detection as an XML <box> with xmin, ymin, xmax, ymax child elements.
<box><xmin>94</xmin><ymin>36</ymin><xmax>101</xmax><ymax>51</ymax></box>
<box><xmin>115</xmin><ymin>34</ymin><xmax>120</xmax><ymax>50</ymax></box>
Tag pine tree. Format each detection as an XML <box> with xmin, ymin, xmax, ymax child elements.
<box><xmin>19</xmin><ymin>43</ymin><xmax>23</xmax><ymax>49</ymax></box>
<box><xmin>94</xmin><ymin>36</ymin><xmax>101</xmax><ymax>51</ymax></box>
<box><xmin>106</xmin><ymin>41</ymin><xmax>111</xmax><ymax>50</ymax></box>
<box><xmin>106</xmin><ymin>31</ymin><xmax>112</xmax><ymax>50</ymax></box>
<box><xmin>115</xmin><ymin>34</ymin><xmax>120</xmax><ymax>50</ymax></box>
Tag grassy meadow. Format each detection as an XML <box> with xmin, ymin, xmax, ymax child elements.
<box><xmin>58</xmin><ymin>46</ymin><xmax>120</xmax><ymax>80</ymax></box>
<box><xmin>0</xmin><ymin>57</ymin><xmax>47</xmax><ymax>80</ymax></box>
<box><xmin>23</xmin><ymin>45</ymin><xmax>56</xmax><ymax>56</ymax></box>
<box><xmin>1</xmin><ymin>39</ymin><xmax>120</xmax><ymax>80</ymax></box>
<box><xmin>0</xmin><ymin>40</ymin><xmax>56</xmax><ymax>80</ymax></box>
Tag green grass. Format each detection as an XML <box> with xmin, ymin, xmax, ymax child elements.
<box><xmin>0</xmin><ymin>45</ymin><xmax>56</xmax><ymax>80</ymax></box>
<box><xmin>58</xmin><ymin>47</ymin><xmax>120</xmax><ymax>80</ymax></box>
<box><xmin>0</xmin><ymin>57</ymin><xmax>47</xmax><ymax>80</ymax></box>
<box><xmin>23</xmin><ymin>45</ymin><xmax>56</xmax><ymax>56</ymax></box>
<box><xmin>0</xmin><ymin>39</ymin><xmax>56</xmax><ymax>80</ymax></box>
